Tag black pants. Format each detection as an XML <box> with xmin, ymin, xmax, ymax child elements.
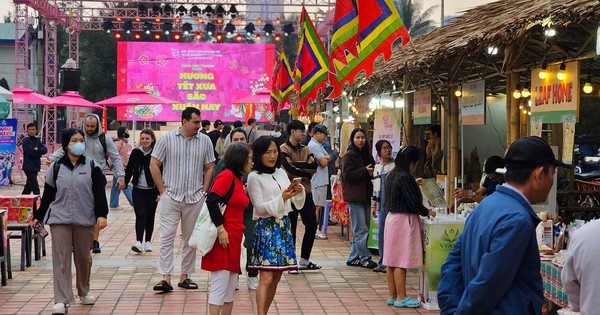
<box><xmin>132</xmin><ymin>187</ymin><xmax>159</xmax><ymax>242</ymax></box>
<box><xmin>22</xmin><ymin>171</ymin><xmax>40</xmax><ymax>195</ymax></box>
<box><xmin>288</xmin><ymin>193</ymin><xmax>317</xmax><ymax>261</ymax></box>
<box><xmin>243</xmin><ymin>205</ymin><xmax>258</xmax><ymax>277</ymax></box>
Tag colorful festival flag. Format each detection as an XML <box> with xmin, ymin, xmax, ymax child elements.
<box><xmin>329</xmin><ymin>0</ymin><xmax>359</xmax><ymax>67</ymax></box>
<box><xmin>269</xmin><ymin>53</ymin><xmax>281</xmax><ymax>113</ymax></box>
<box><xmin>294</xmin><ymin>7</ymin><xmax>330</xmax><ymax>115</ymax></box>
<box><xmin>328</xmin><ymin>0</ymin><xmax>411</xmax><ymax>99</ymax></box>
<box><xmin>277</xmin><ymin>49</ymin><xmax>295</xmax><ymax>108</ymax></box>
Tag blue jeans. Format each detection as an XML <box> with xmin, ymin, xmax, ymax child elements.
<box><xmin>377</xmin><ymin>209</ymin><xmax>388</xmax><ymax>269</ymax></box>
<box><xmin>347</xmin><ymin>202</ymin><xmax>371</xmax><ymax>263</ymax></box>
<box><xmin>109</xmin><ymin>176</ymin><xmax>133</xmax><ymax>208</ymax></box>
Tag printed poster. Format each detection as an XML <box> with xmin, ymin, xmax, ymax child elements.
<box><xmin>0</xmin><ymin>119</ymin><xmax>17</xmax><ymax>188</ymax></box>
<box><xmin>460</xmin><ymin>79</ymin><xmax>486</xmax><ymax>125</ymax></box>
<box><xmin>420</xmin><ymin>178</ymin><xmax>448</xmax><ymax>208</ymax></box>
<box><xmin>372</xmin><ymin>108</ymin><xmax>403</xmax><ymax>160</ymax></box>
<box><xmin>413</xmin><ymin>89</ymin><xmax>432</xmax><ymax>125</ymax></box>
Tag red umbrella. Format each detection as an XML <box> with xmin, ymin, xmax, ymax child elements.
<box><xmin>51</xmin><ymin>92</ymin><xmax>103</xmax><ymax>109</ymax></box>
<box><xmin>11</xmin><ymin>87</ymin><xmax>54</xmax><ymax>105</ymax></box>
<box><xmin>96</xmin><ymin>88</ymin><xmax>178</xmax><ymax>106</ymax></box>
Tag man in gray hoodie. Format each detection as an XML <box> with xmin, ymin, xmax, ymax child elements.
<box><xmin>49</xmin><ymin>113</ymin><xmax>125</xmax><ymax>253</ymax></box>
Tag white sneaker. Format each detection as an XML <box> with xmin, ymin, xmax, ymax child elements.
<box><xmin>315</xmin><ymin>231</ymin><xmax>328</xmax><ymax>239</ymax></box>
<box><xmin>247</xmin><ymin>276</ymin><xmax>258</xmax><ymax>290</ymax></box>
<box><xmin>131</xmin><ymin>241</ymin><xmax>143</xmax><ymax>253</ymax></box>
<box><xmin>81</xmin><ymin>293</ymin><xmax>96</xmax><ymax>305</ymax></box>
<box><xmin>144</xmin><ymin>242</ymin><xmax>152</xmax><ymax>252</ymax></box>
<box><xmin>52</xmin><ymin>303</ymin><xmax>67</xmax><ymax>314</ymax></box>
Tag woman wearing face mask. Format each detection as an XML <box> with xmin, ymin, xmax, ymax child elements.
<box><xmin>109</xmin><ymin>126</ymin><xmax>133</xmax><ymax>209</ymax></box>
<box><xmin>371</xmin><ymin>140</ymin><xmax>395</xmax><ymax>273</ymax></box>
<box><xmin>342</xmin><ymin>128</ymin><xmax>377</xmax><ymax>269</ymax></box>
<box><xmin>34</xmin><ymin>129</ymin><xmax>109</xmax><ymax>315</ymax></box>
<box><xmin>125</xmin><ymin>129</ymin><xmax>161</xmax><ymax>253</ymax></box>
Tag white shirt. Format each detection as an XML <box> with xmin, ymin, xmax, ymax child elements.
<box><xmin>152</xmin><ymin>127</ymin><xmax>215</xmax><ymax>203</ymax></box>
<box><xmin>561</xmin><ymin>219</ymin><xmax>600</xmax><ymax>314</ymax></box>
<box><xmin>247</xmin><ymin>168</ymin><xmax>305</xmax><ymax>220</ymax></box>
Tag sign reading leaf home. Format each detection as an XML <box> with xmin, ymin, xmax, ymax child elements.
<box><xmin>531</xmin><ymin>61</ymin><xmax>579</xmax><ymax>123</ymax></box>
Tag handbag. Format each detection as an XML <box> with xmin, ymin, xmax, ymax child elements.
<box><xmin>189</xmin><ymin>176</ymin><xmax>235</xmax><ymax>256</ymax></box>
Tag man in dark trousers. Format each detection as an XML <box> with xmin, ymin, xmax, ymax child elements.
<box><xmin>280</xmin><ymin>120</ymin><xmax>321</xmax><ymax>271</ymax></box>
<box><xmin>21</xmin><ymin>123</ymin><xmax>47</xmax><ymax>194</ymax></box>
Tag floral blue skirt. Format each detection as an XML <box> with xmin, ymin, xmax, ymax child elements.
<box><xmin>248</xmin><ymin>216</ymin><xmax>297</xmax><ymax>271</ymax></box>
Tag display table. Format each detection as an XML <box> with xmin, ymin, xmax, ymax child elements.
<box><xmin>0</xmin><ymin>195</ymin><xmax>43</xmax><ymax>271</ymax></box>
<box><xmin>419</xmin><ymin>215</ymin><xmax>465</xmax><ymax>310</ymax></box>
<box><xmin>541</xmin><ymin>261</ymin><xmax>569</xmax><ymax>308</ymax></box>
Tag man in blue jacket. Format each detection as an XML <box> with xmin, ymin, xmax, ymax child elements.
<box><xmin>438</xmin><ymin>136</ymin><xmax>570</xmax><ymax>315</ymax></box>
<box><xmin>21</xmin><ymin>123</ymin><xmax>47</xmax><ymax>195</ymax></box>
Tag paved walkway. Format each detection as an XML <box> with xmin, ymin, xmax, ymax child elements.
<box><xmin>0</xmin><ymin>177</ymin><xmax>440</xmax><ymax>314</ymax></box>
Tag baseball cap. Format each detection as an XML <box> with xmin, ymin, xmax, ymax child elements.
<box><xmin>213</xmin><ymin>119</ymin><xmax>223</xmax><ymax>127</ymax></box>
<box><xmin>504</xmin><ymin>136</ymin><xmax>572</xmax><ymax>170</ymax></box>
<box><xmin>313</xmin><ymin>124</ymin><xmax>329</xmax><ymax>135</ymax></box>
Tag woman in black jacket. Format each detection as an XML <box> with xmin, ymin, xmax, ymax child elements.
<box><xmin>125</xmin><ymin>129</ymin><xmax>160</xmax><ymax>253</ymax></box>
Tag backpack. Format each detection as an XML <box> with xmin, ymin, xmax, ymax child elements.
<box><xmin>53</xmin><ymin>159</ymin><xmax>98</xmax><ymax>184</ymax></box>
<box><xmin>98</xmin><ymin>134</ymin><xmax>109</xmax><ymax>165</ymax></box>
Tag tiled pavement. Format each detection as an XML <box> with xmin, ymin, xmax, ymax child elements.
<box><xmin>0</xmin><ymin>178</ymin><xmax>440</xmax><ymax>314</ymax></box>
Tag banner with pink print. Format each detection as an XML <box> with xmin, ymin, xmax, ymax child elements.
<box><xmin>117</xmin><ymin>42</ymin><xmax>276</xmax><ymax>122</ymax></box>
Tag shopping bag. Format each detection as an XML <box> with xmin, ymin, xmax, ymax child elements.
<box><xmin>189</xmin><ymin>203</ymin><xmax>218</xmax><ymax>256</ymax></box>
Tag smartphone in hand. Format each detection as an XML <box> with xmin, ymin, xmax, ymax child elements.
<box><xmin>292</xmin><ymin>177</ymin><xmax>302</xmax><ymax>185</ymax></box>
<box><xmin>34</xmin><ymin>221</ymin><xmax>49</xmax><ymax>238</ymax></box>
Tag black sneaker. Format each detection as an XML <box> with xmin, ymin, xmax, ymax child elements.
<box><xmin>361</xmin><ymin>260</ymin><xmax>377</xmax><ymax>269</ymax></box>
<box><xmin>346</xmin><ymin>259</ymin><xmax>362</xmax><ymax>267</ymax></box>
<box><xmin>92</xmin><ymin>240</ymin><xmax>101</xmax><ymax>253</ymax></box>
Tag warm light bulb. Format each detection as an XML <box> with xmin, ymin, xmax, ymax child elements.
<box><xmin>455</xmin><ymin>89</ymin><xmax>462</xmax><ymax>97</ymax></box>
<box><xmin>522</xmin><ymin>109</ymin><xmax>528</xmax><ymax>114</ymax></box>
<box><xmin>539</xmin><ymin>70</ymin><xmax>548</xmax><ymax>80</ymax></box>
<box><xmin>513</xmin><ymin>90</ymin><xmax>521</xmax><ymax>99</ymax></box>
<box><xmin>521</xmin><ymin>88</ymin><xmax>530</xmax><ymax>98</ymax></box>
<box><xmin>583</xmin><ymin>82</ymin><xmax>593</xmax><ymax>94</ymax></box>
<box><xmin>527</xmin><ymin>111</ymin><xmax>532</xmax><ymax>116</ymax></box>
<box><xmin>432</xmin><ymin>105</ymin><xmax>437</xmax><ymax>111</ymax></box>
<box><xmin>557</xmin><ymin>70</ymin><xmax>566</xmax><ymax>81</ymax></box>
<box><xmin>519</xmin><ymin>105</ymin><xmax>523</xmax><ymax>110</ymax></box>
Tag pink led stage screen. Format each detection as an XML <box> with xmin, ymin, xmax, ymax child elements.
<box><xmin>117</xmin><ymin>42</ymin><xmax>276</xmax><ymax>122</ymax></box>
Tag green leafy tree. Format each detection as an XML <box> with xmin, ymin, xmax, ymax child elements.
<box><xmin>394</xmin><ymin>0</ymin><xmax>438</xmax><ymax>36</ymax></box>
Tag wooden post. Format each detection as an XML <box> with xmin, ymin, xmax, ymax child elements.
<box><xmin>449</xmin><ymin>86</ymin><xmax>460</xmax><ymax>205</ymax></box>
<box><xmin>506</xmin><ymin>72</ymin><xmax>520</xmax><ymax>145</ymax></box>
<box><xmin>402</xmin><ymin>73</ymin><xmax>412</xmax><ymax>146</ymax></box>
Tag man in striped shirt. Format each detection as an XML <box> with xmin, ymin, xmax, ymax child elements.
<box><xmin>150</xmin><ymin>107</ymin><xmax>216</xmax><ymax>292</ymax></box>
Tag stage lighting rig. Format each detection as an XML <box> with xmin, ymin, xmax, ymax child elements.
<box><xmin>283</xmin><ymin>24</ymin><xmax>294</xmax><ymax>36</ymax></box>
<box><xmin>216</xmin><ymin>5</ymin><xmax>226</xmax><ymax>18</ymax></box>
<box><xmin>143</xmin><ymin>21</ymin><xmax>152</xmax><ymax>34</ymax></box>
<box><xmin>123</xmin><ymin>21</ymin><xmax>133</xmax><ymax>34</ymax></box>
<box><xmin>163</xmin><ymin>22</ymin><xmax>173</xmax><ymax>35</ymax></box>
<box><xmin>177</xmin><ymin>5</ymin><xmax>187</xmax><ymax>17</ymax></box>
<box><xmin>182</xmin><ymin>23</ymin><xmax>193</xmax><ymax>35</ymax></box>
<box><xmin>244</xmin><ymin>23</ymin><xmax>255</xmax><ymax>35</ymax></box>
<box><xmin>229</xmin><ymin>5</ymin><xmax>238</xmax><ymax>18</ymax></box>
<box><xmin>204</xmin><ymin>5</ymin><xmax>214</xmax><ymax>17</ymax></box>
<box><xmin>163</xmin><ymin>4</ymin><xmax>173</xmax><ymax>16</ymax></box>
<box><xmin>190</xmin><ymin>5</ymin><xmax>201</xmax><ymax>17</ymax></box>
<box><xmin>138</xmin><ymin>4</ymin><xmax>147</xmax><ymax>16</ymax></box>
<box><xmin>225</xmin><ymin>23</ymin><xmax>236</xmax><ymax>36</ymax></box>
<box><xmin>103</xmin><ymin>20</ymin><xmax>114</xmax><ymax>33</ymax></box>
<box><xmin>263</xmin><ymin>23</ymin><xmax>274</xmax><ymax>36</ymax></box>
<box><xmin>205</xmin><ymin>23</ymin><xmax>216</xmax><ymax>36</ymax></box>
<box><xmin>152</xmin><ymin>4</ymin><xmax>162</xmax><ymax>16</ymax></box>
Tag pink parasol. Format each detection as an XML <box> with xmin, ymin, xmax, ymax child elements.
<box><xmin>96</xmin><ymin>88</ymin><xmax>178</xmax><ymax>106</ymax></box>
<box><xmin>11</xmin><ymin>87</ymin><xmax>55</xmax><ymax>105</ymax></box>
<box><xmin>52</xmin><ymin>92</ymin><xmax>103</xmax><ymax>109</ymax></box>
<box><xmin>231</xmin><ymin>90</ymin><xmax>271</xmax><ymax>104</ymax></box>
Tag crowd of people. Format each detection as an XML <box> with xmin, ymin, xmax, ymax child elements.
<box><xmin>22</xmin><ymin>106</ymin><xmax>596</xmax><ymax>315</ymax></box>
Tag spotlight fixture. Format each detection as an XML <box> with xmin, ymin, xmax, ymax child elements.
<box><xmin>256</xmin><ymin>18</ymin><xmax>262</xmax><ymax>24</ymax></box>
<box><xmin>123</xmin><ymin>20</ymin><xmax>133</xmax><ymax>34</ymax></box>
<box><xmin>216</xmin><ymin>33</ymin><xmax>223</xmax><ymax>41</ymax></box>
<box><xmin>152</xmin><ymin>4</ymin><xmax>162</xmax><ymax>16</ymax></box>
<box><xmin>283</xmin><ymin>23</ymin><xmax>294</xmax><ymax>36</ymax></box>
<box><xmin>102</xmin><ymin>20</ymin><xmax>114</xmax><ymax>33</ymax></box>
<box><xmin>274</xmin><ymin>34</ymin><xmax>281</xmax><ymax>41</ymax></box>
<box><xmin>513</xmin><ymin>84</ymin><xmax>522</xmax><ymax>99</ymax></box>
<box><xmin>143</xmin><ymin>21</ymin><xmax>152</xmax><ymax>34</ymax></box>
<box><xmin>154</xmin><ymin>33</ymin><xmax>160</xmax><ymax>40</ymax></box>
<box><xmin>216</xmin><ymin>17</ymin><xmax>224</xmax><ymax>24</ymax></box>
<box><xmin>216</xmin><ymin>5</ymin><xmax>226</xmax><ymax>18</ymax></box>
<box><xmin>163</xmin><ymin>4</ymin><xmax>173</xmax><ymax>16</ymax></box>
<box><xmin>255</xmin><ymin>34</ymin><xmax>261</xmax><ymax>40</ymax></box>
<box><xmin>138</xmin><ymin>4</ymin><xmax>147</xmax><ymax>16</ymax></box>
<box><xmin>539</xmin><ymin>63</ymin><xmax>548</xmax><ymax>80</ymax></box>
<box><xmin>244</xmin><ymin>23</ymin><xmax>255</xmax><ymax>35</ymax></box>
<box><xmin>583</xmin><ymin>75</ymin><xmax>593</xmax><ymax>94</ymax></box>
<box><xmin>177</xmin><ymin>5</ymin><xmax>187</xmax><ymax>16</ymax></box>
<box><xmin>224</xmin><ymin>23</ymin><xmax>236</xmax><ymax>35</ymax></box>
<box><xmin>203</xmin><ymin>5</ymin><xmax>214</xmax><ymax>17</ymax></box>
<box><xmin>275</xmin><ymin>18</ymin><xmax>281</xmax><ymax>24</ymax></box>
<box><xmin>135</xmin><ymin>17</ymin><xmax>141</xmax><ymax>22</ymax></box>
<box><xmin>174</xmin><ymin>33</ymin><xmax>181</xmax><ymax>40</ymax></box>
<box><xmin>190</xmin><ymin>5</ymin><xmax>201</xmax><ymax>17</ymax></box>
<box><xmin>229</xmin><ymin>5</ymin><xmax>238</xmax><ymax>18</ymax></box>
<box><xmin>236</xmin><ymin>18</ymin><xmax>242</xmax><ymax>24</ymax></box>
<box><xmin>114</xmin><ymin>32</ymin><xmax>121</xmax><ymax>39</ymax></box>
<box><xmin>182</xmin><ymin>23</ymin><xmax>193</xmax><ymax>35</ymax></box>
<box><xmin>116</xmin><ymin>17</ymin><xmax>121</xmax><ymax>22</ymax></box>
<box><xmin>134</xmin><ymin>33</ymin><xmax>141</xmax><ymax>39</ymax></box>
<box><xmin>557</xmin><ymin>62</ymin><xmax>566</xmax><ymax>81</ymax></box>
<box><xmin>205</xmin><ymin>22</ymin><xmax>216</xmax><ymax>36</ymax></box>
<box><xmin>163</xmin><ymin>22</ymin><xmax>173</xmax><ymax>35</ymax></box>
<box><xmin>197</xmin><ymin>18</ymin><xmax>203</xmax><ymax>23</ymax></box>
<box><xmin>455</xmin><ymin>85</ymin><xmax>462</xmax><ymax>97</ymax></box>
<box><xmin>195</xmin><ymin>32</ymin><xmax>202</xmax><ymax>40</ymax></box>
<box><xmin>155</xmin><ymin>17</ymin><xmax>161</xmax><ymax>23</ymax></box>
<box><xmin>235</xmin><ymin>34</ymin><xmax>243</xmax><ymax>42</ymax></box>
<box><xmin>263</xmin><ymin>23</ymin><xmax>274</xmax><ymax>36</ymax></box>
